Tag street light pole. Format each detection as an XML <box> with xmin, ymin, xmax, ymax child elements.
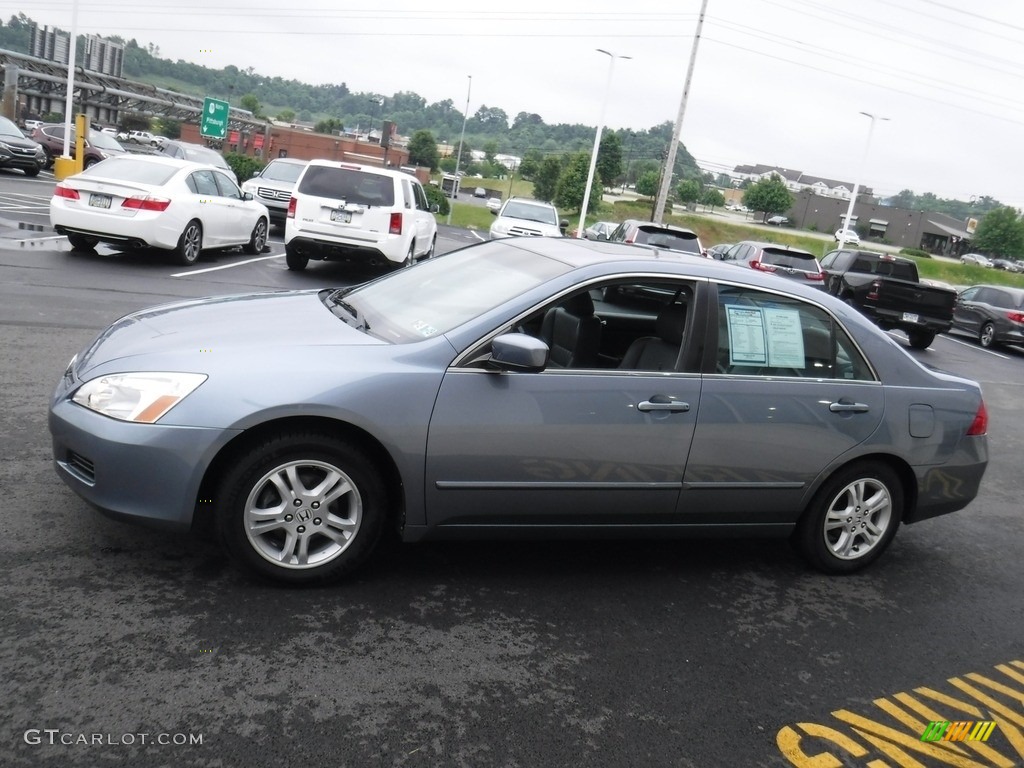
<box><xmin>576</xmin><ymin>49</ymin><xmax>630</xmax><ymax>238</ymax></box>
<box><xmin>837</xmin><ymin>111</ymin><xmax>889</xmax><ymax>247</ymax></box>
<box><xmin>447</xmin><ymin>75</ymin><xmax>472</xmax><ymax>226</ymax></box>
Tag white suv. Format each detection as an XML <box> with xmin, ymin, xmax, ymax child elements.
<box><xmin>285</xmin><ymin>160</ymin><xmax>438</xmax><ymax>271</ymax></box>
<box><xmin>489</xmin><ymin>198</ymin><xmax>566</xmax><ymax>239</ymax></box>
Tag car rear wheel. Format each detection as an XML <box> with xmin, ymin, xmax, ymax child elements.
<box><xmin>907</xmin><ymin>330</ymin><xmax>935</xmax><ymax>349</ymax></box>
<box><xmin>795</xmin><ymin>461</ymin><xmax>902</xmax><ymax>574</ymax></box>
<box><xmin>244</xmin><ymin>218</ymin><xmax>268</xmax><ymax>255</ymax></box>
<box><xmin>84</xmin><ymin>157</ymin><xmax>99</xmax><ymax>169</ymax></box>
<box><xmin>285</xmin><ymin>243</ymin><xmax>308</xmax><ymax>271</ymax></box>
<box><xmin>66</xmin><ymin>233</ymin><xmax>99</xmax><ymax>251</ymax></box>
<box><xmin>979</xmin><ymin>322</ymin><xmax>996</xmax><ymax>348</ymax></box>
<box><xmin>399</xmin><ymin>243</ymin><xmax>416</xmax><ymax>269</ymax></box>
<box><xmin>175</xmin><ymin>220</ymin><xmax>202</xmax><ymax>266</ymax></box>
<box><xmin>41</xmin><ymin>147</ymin><xmax>54</xmax><ymax>169</ymax></box>
<box><xmin>215</xmin><ymin>432</ymin><xmax>388</xmax><ymax>585</ymax></box>
<box><xmin>425</xmin><ymin>234</ymin><xmax>437</xmax><ymax>259</ymax></box>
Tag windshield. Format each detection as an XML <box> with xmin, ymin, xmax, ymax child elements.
<box><xmin>261</xmin><ymin>161</ymin><xmax>305</xmax><ymax>182</ymax></box>
<box><xmin>181</xmin><ymin>145</ymin><xmax>229</xmax><ymax>169</ymax></box>
<box><xmin>324</xmin><ymin>245</ymin><xmax>571</xmax><ymax>343</ymax></box>
<box><xmin>502</xmin><ymin>200</ymin><xmax>559</xmax><ymax>226</ymax></box>
<box><xmin>0</xmin><ymin>116</ymin><xmax>25</xmax><ymax>138</ymax></box>
<box><xmin>88</xmin><ymin>130</ymin><xmax>125</xmax><ymax>151</ymax></box>
<box><xmin>80</xmin><ymin>157</ymin><xmax>178</xmax><ymax>186</ymax></box>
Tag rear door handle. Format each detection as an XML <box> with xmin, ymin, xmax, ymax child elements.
<box><xmin>638</xmin><ymin>398</ymin><xmax>690</xmax><ymax>413</ymax></box>
<box><xmin>829</xmin><ymin>401</ymin><xmax>870</xmax><ymax>413</ymax></box>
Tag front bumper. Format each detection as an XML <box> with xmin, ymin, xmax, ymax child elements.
<box><xmin>49</xmin><ymin>398</ymin><xmax>238</xmax><ymax>531</ymax></box>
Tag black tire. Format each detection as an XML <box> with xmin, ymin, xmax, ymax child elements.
<box><xmin>84</xmin><ymin>157</ymin><xmax>99</xmax><ymax>169</ymax></box>
<box><xmin>244</xmin><ymin>218</ymin><xmax>268</xmax><ymax>255</ymax></box>
<box><xmin>979</xmin><ymin>322</ymin><xmax>996</xmax><ymax>349</ymax></box>
<box><xmin>425</xmin><ymin>234</ymin><xmax>437</xmax><ymax>259</ymax></box>
<box><xmin>66</xmin><ymin>233</ymin><xmax>99</xmax><ymax>251</ymax></box>
<box><xmin>285</xmin><ymin>243</ymin><xmax>308</xmax><ymax>271</ymax></box>
<box><xmin>907</xmin><ymin>330</ymin><xmax>935</xmax><ymax>349</ymax></box>
<box><xmin>41</xmin><ymin>147</ymin><xmax>54</xmax><ymax>169</ymax></box>
<box><xmin>23</xmin><ymin>166</ymin><xmax>40</xmax><ymax>178</ymax></box>
<box><xmin>215</xmin><ymin>432</ymin><xmax>388</xmax><ymax>585</ymax></box>
<box><xmin>397</xmin><ymin>243</ymin><xmax>416</xmax><ymax>269</ymax></box>
<box><xmin>175</xmin><ymin>220</ymin><xmax>202</xmax><ymax>266</ymax></box>
<box><xmin>795</xmin><ymin>461</ymin><xmax>903</xmax><ymax>574</ymax></box>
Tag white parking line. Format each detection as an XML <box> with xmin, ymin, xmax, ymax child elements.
<box><xmin>939</xmin><ymin>333</ymin><xmax>1012</xmax><ymax>359</ymax></box>
<box><xmin>170</xmin><ymin>251</ymin><xmax>282</xmax><ymax>277</ymax></box>
<box><xmin>470</xmin><ymin>230</ymin><xmax>485</xmax><ymax>241</ymax></box>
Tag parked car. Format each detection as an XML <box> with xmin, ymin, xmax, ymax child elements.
<box><xmin>989</xmin><ymin>259</ymin><xmax>1021</xmax><ymax>272</ymax></box>
<box><xmin>583</xmin><ymin>221</ymin><xmax>617</xmax><ymax>241</ymax></box>
<box><xmin>31</xmin><ymin>123</ymin><xmax>128</xmax><ymax>169</ymax></box>
<box><xmin>489</xmin><ymin>197</ymin><xmax>566</xmax><ymax>239</ymax></box>
<box><xmin>127</xmin><ymin>130</ymin><xmax>157</xmax><ymax>145</ymax></box>
<box><xmin>159</xmin><ymin>140</ymin><xmax>237</xmax><ymax>182</ymax></box>
<box><xmin>767</xmin><ymin>215</ymin><xmax>789</xmax><ymax>226</ymax></box>
<box><xmin>819</xmin><ymin>249</ymin><xmax>956</xmax><ymax>349</ymax></box>
<box><xmin>0</xmin><ymin>115</ymin><xmax>46</xmax><ymax>177</ymax></box>
<box><xmin>485</xmin><ymin>196</ymin><xmax>502</xmax><ymax>212</ymax></box>
<box><xmin>707</xmin><ymin>243</ymin><xmax>733</xmax><ymax>260</ymax></box>
<box><xmin>240</xmin><ymin>157</ymin><xmax>307</xmax><ymax>229</ymax></box>
<box><xmin>49</xmin><ymin>154</ymin><xmax>269</xmax><ymax>265</ymax></box>
<box><xmin>719</xmin><ymin>241</ymin><xmax>825</xmax><ymax>287</ymax></box>
<box><xmin>48</xmin><ymin>237</ymin><xmax>989</xmax><ymax>585</ymax></box>
<box><xmin>960</xmin><ymin>253</ymin><xmax>993</xmax><ymax>268</ymax></box>
<box><xmin>607</xmin><ymin>219</ymin><xmax>705</xmax><ymax>257</ymax></box>
<box><xmin>473</xmin><ymin>187</ymin><xmax>487</xmax><ymax>198</ymax></box>
<box><xmin>284</xmin><ymin>159</ymin><xmax>438</xmax><ymax>271</ymax></box>
<box><xmin>949</xmin><ymin>284</ymin><xmax>1024</xmax><ymax>348</ymax></box>
<box><xmin>23</xmin><ymin>118</ymin><xmax>45</xmax><ymax>132</ymax></box>
<box><xmin>835</xmin><ymin>228</ymin><xmax>860</xmax><ymax>245</ymax></box>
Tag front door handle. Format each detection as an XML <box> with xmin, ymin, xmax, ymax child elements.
<box><xmin>638</xmin><ymin>398</ymin><xmax>690</xmax><ymax>413</ymax></box>
<box><xmin>829</xmin><ymin>401</ymin><xmax>870</xmax><ymax>413</ymax></box>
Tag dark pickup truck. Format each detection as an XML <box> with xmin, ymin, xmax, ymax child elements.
<box><xmin>820</xmin><ymin>249</ymin><xmax>957</xmax><ymax>349</ymax></box>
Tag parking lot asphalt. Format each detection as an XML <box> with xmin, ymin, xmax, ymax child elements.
<box><xmin>1</xmin><ymin>212</ymin><xmax>1022</xmax><ymax>768</ymax></box>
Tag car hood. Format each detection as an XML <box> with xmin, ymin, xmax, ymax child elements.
<box><xmin>75</xmin><ymin>290</ymin><xmax>383</xmax><ymax>377</ymax></box>
<box><xmin>0</xmin><ymin>133</ymin><xmax>41</xmax><ymax>150</ymax></box>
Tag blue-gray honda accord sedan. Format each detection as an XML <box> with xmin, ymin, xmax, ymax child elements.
<box><xmin>50</xmin><ymin>237</ymin><xmax>989</xmax><ymax>584</ymax></box>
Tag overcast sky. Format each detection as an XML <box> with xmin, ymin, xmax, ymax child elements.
<box><xmin>26</xmin><ymin>0</ymin><xmax>1024</xmax><ymax>208</ymax></box>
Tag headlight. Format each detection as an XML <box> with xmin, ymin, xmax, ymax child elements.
<box><xmin>72</xmin><ymin>372</ymin><xmax>207</xmax><ymax>423</ymax></box>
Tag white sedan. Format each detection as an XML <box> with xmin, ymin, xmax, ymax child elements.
<box><xmin>50</xmin><ymin>155</ymin><xmax>269</xmax><ymax>265</ymax></box>
<box><xmin>835</xmin><ymin>228</ymin><xmax>860</xmax><ymax>245</ymax></box>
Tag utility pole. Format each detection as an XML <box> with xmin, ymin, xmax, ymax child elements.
<box><xmin>654</xmin><ymin>0</ymin><xmax>709</xmax><ymax>223</ymax></box>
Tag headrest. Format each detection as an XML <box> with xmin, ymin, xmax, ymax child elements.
<box><xmin>561</xmin><ymin>292</ymin><xmax>595</xmax><ymax>317</ymax></box>
<box><xmin>656</xmin><ymin>304</ymin><xmax>687</xmax><ymax>345</ymax></box>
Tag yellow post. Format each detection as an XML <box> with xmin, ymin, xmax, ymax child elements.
<box><xmin>53</xmin><ymin>113</ymin><xmax>88</xmax><ymax>180</ymax></box>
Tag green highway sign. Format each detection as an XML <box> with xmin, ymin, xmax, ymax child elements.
<box><xmin>200</xmin><ymin>97</ymin><xmax>230</xmax><ymax>139</ymax></box>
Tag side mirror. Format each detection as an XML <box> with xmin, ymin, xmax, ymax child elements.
<box><xmin>597</xmin><ymin>232</ymin><xmax>608</xmax><ymax>241</ymax></box>
<box><xmin>489</xmin><ymin>334</ymin><xmax>548</xmax><ymax>372</ymax></box>
<box><xmin>430</xmin><ymin>204</ymin><xmax>439</xmax><ymax>213</ymax></box>
<box><xmin>559</xmin><ymin>219</ymin><xmax>569</xmax><ymax>235</ymax></box>
<box><xmin>242</xmin><ymin>191</ymin><xmax>254</xmax><ymax>201</ymax></box>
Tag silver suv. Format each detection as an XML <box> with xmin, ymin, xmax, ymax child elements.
<box><xmin>489</xmin><ymin>198</ymin><xmax>566</xmax><ymax>239</ymax></box>
<box><xmin>284</xmin><ymin>160</ymin><xmax>438</xmax><ymax>271</ymax></box>
<box><xmin>241</xmin><ymin>157</ymin><xmax>307</xmax><ymax>229</ymax></box>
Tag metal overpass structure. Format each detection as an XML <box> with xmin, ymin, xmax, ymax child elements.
<box><xmin>1</xmin><ymin>47</ymin><xmax>264</xmax><ymax>134</ymax></box>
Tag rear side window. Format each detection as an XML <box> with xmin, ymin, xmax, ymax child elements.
<box><xmin>716</xmin><ymin>285</ymin><xmax>873</xmax><ymax>380</ymax></box>
<box><xmin>298</xmin><ymin>166</ymin><xmax>396</xmax><ymax>207</ymax></box>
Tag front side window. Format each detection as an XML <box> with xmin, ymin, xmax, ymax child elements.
<box><xmin>213</xmin><ymin>171</ymin><xmax>242</xmax><ymax>199</ymax></box>
<box><xmin>715</xmin><ymin>285</ymin><xmax>873</xmax><ymax>380</ymax></box>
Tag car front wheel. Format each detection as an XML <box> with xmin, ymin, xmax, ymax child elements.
<box><xmin>175</xmin><ymin>220</ymin><xmax>202</xmax><ymax>266</ymax></box>
<box><xmin>244</xmin><ymin>218</ymin><xmax>268</xmax><ymax>255</ymax></box>
<box><xmin>795</xmin><ymin>461</ymin><xmax>902</xmax><ymax>574</ymax></box>
<box><xmin>215</xmin><ymin>432</ymin><xmax>388</xmax><ymax>584</ymax></box>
